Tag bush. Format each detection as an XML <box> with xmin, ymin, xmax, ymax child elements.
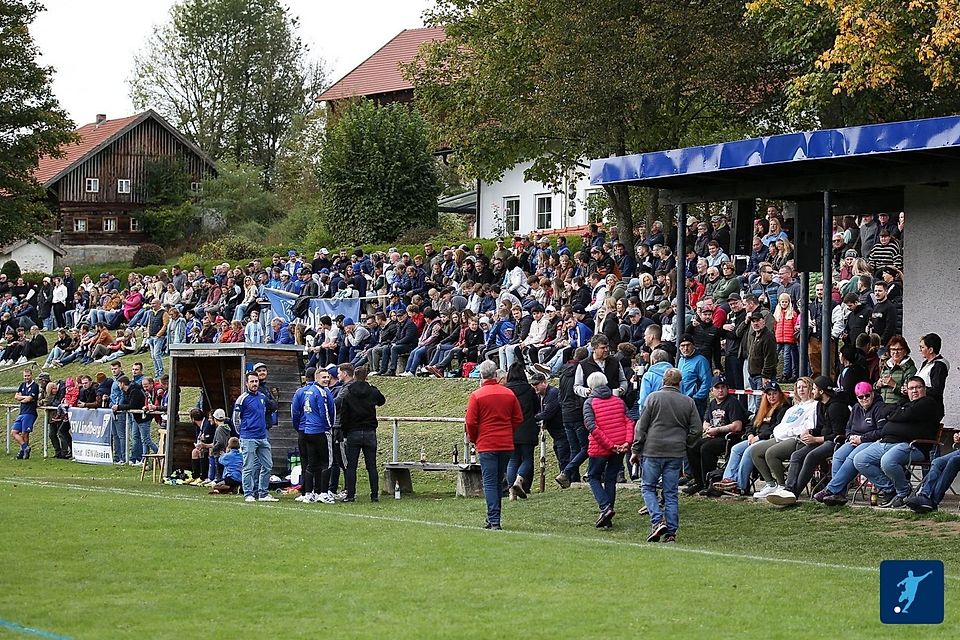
<box><xmin>198</xmin><ymin>235</ymin><xmax>266</xmax><ymax>261</ymax></box>
<box><xmin>21</xmin><ymin>270</ymin><xmax>51</xmax><ymax>285</ymax></box>
<box><xmin>131</xmin><ymin>244</ymin><xmax>166</xmax><ymax>268</ymax></box>
<box><xmin>1</xmin><ymin>259</ymin><xmax>21</xmax><ymax>280</ymax></box>
<box><xmin>142</xmin><ymin>202</ymin><xmax>201</xmax><ymax>246</ymax></box>
<box><xmin>438</xmin><ymin>211</ymin><xmax>467</xmax><ymax>237</ymax></box>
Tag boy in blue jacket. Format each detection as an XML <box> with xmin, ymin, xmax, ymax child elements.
<box><xmin>210</xmin><ymin>437</ymin><xmax>243</xmax><ymax>495</ymax></box>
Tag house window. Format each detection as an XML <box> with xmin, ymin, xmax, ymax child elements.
<box><xmin>103</xmin><ymin>217</ymin><xmax>117</xmax><ymax>232</ymax></box>
<box><xmin>85</xmin><ymin>177</ymin><xmax>99</xmax><ymax>193</ymax></box>
<box><xmin>190</xmin><ymin>182</ymin><xmax>202</xmax><ymax>193</ymax></box>
<box><xmin>73</xmin><ymin>218</ymin><xmax>87</xmax><ymax>233</ymax></box>
<box><xmin>503</xmin><ymin>197</ymin><xmax>520</xmax><ymax>234</ymax></box>
<box><xmin>117</xmin><ymin>179</ymin><xmax>131</xmax><ymax>194</ymax></box>
<box><xmin>535</xmin><ymin>194</ymin><xmax>552</xmax><ymax>229</ymax></box>
<box><xmin>130</xmin><ymin>217</ymin><xmax>141</xmax><ymax>232</ymax></box>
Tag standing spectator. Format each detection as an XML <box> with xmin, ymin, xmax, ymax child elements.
<box><xmin>555</xmin><ymin>347</ymin><xmax>589</xmax><ymax>488</ymax></box>
<box><xmin>465</xmin><ymin>360</ymin><xmax>524</xmax><ymax>530</ymax></box>
<box><xmin>12</xmin><ymin>369</ymin><xmax>39</xmax><ymax>459</ymax></box>
<box><xmin>875</xmin><ymin>336</ymin><xmax>916</xmax><ymax>405</ymax></box>
<box><xmin>867</xmin><ymin>229</ymin><xmax>903</xmax><ymax>274</ymax></box>
<box><xmin>339</xmin><ymin>365</ymin><xmax>385</xmax><ymax>502</ymax></box>
<box><xmin>531</xmin><ymin>371</ymin><xmax>569</xmax><ymax>477</ymax></box>
<box><xmin>773</xmin><ymin>293</ymin><xmax>799</xmax><ymax>382</ymax></box>
<box><xmin>233</xmin><ymin>372</ymin><xmax>279</xmax><ymax>502</ymax></box>
<box><xmin>143</xmin><ymin>298</ymin><xmax>169</xmax><ymax>378</ymax></box>
<box><xmin>869</xmin><ymin>282</ymin><xmax>899</xmax><ymax>345</ymax></box>
<box><xmin>915</xmin><ymin>333</ymin><xmax>949</xmax><ymax>400</ymax></box>
<box><xmin>292</xmin><ymin>368</ymin><xmax>336</xmax><ymax>504</ymax></box>
<box><xmin>676</xmin><ymin>335</ymin><xmax>711</xmax><ymax>419</ymax></box>
<box><xmin>109</xmin><ymin>361</ymin><xmax>127</xmax><ymax>464</ymax></box>
<box><xmin>632</xmin><ymin>368</ymin><xmax>701</xmax><ymax>543</ymax></box>
<box><xmin>505</xmin><ymin>362</ymin><xmax>540</xmax><ymax>500</ymax></box>
<box><xmin>582</xmin><ymin>371</ymin><xmax>634</xmax><ymax>528</ymax></box>
<box><xmin>859</xmin><ymin>213</ymin><xmax>878</xmax><ymax>257</ymax></box>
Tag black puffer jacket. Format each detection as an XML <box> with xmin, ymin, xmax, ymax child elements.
<box><xmin>507</xmin><ymin>380</ymin><xmax>541</xmax><ymax>445</ymax></box>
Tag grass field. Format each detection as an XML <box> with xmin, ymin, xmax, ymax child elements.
<box><xmin>1</xmin><ymin>346</ymin><xmax>958</xmax><ymax>637</ymax></box>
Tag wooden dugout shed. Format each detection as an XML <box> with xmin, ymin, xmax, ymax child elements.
<box><xmin>163</xmin><ymin>343</ymin><xmax>306</xmax><ymax>476</ymax></box>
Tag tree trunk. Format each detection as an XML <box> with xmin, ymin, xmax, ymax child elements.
<box><xmin>604</xmin><ymin>183</ymin><xmax>634</xmax><ymax>250</ymax></box>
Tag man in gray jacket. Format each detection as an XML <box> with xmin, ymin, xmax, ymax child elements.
<box><xmin>631</xmin><ymin>368</ymin><xmax>701</xmax><ymax>544</ymax></box>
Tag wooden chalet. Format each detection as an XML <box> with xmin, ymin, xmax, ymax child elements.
<box><xmin>34</xmin><ymin>110</ymin><xmax>216</xmax><ymax>246</ymax></box>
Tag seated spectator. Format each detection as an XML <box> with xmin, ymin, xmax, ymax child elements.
<box><xmin>750</xmin><ymin>377</ymin><xmax>818</xmax><ymax>498</ymax></box>
<box><xmin>683</xmin><ymin>375</ymin><xmax>746</xmax><ymax>496</ymax></box>
<box><xmin>905</xmin><ymin>430</ymin><xmax>960</xmax><ymax>514</ymax></box>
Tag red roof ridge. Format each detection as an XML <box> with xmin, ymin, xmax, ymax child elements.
<box><xmin>315</xmin><ymin>26</ymin><xmax>446</xmax><ymax>103</ymax></box>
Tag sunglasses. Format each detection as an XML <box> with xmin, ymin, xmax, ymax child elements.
<box><xmin>856</xmin><ymin>394</ymin><xmax>872</xmax><ymax>400</ymax></box>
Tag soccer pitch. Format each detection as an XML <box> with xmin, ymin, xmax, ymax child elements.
<box><xmin>0</xmin><ymin>456</ymin><xmax>956</xmax><ymax>639</ymax></box>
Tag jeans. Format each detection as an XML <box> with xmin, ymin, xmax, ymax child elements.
<box><xmin>429</xmin><ymin>344</ymin><xmax>456</xmax><ymax>367</ymax></box>
<box><xmin>127</xmin><ymin>308</ymin><xmax>148</xmax><ymax>328</ymax></box>
<box><xmin>778</xmin><ymin>343</ymin><xmax>798</xmax><ymax>379</ymax></box>
<box><xmin>853</xmin><ymin>441</ymin><xmax>924</xmax><ymax>498</ymax></box>
<box><xmin>722</xmin><ymin>438</ymin><xmax>763</xmax><ymax>490</ymax></box>
<box><xmin>549</xmin><ymin>426</ymin><xmax>571</xmax><ymax>474</ymax></box>
<box><xmin>385</xmin><ymin>344</ymin><xmax>412</xmax><ymax>374</ymax></box>
<box><xmin>562</xmin><ymin>422</ymin><xmax>588</xmax><ymax>481</ymax></box>
<box><xmin>506</xmin><ymin>443</ymin><xmax>535</xmax><ymax>493</ymax></box>
<box><xmin>641</xmin><ymin>457</ymin><xmax>682</xmax><ymax>535</ymax></box>
<box><xmin>112</xmin><ymin>411</ymin><xmax>127</xmax><ymax>462</ymax></box>
<box><xmin>240</xmin><ymin>437</ymin><xmax>273</xmax><ymax>498</ymax></box>
<box><xmin>479</xmin><ymin>451</ymin><xmax>512</xmax><ymax>526</ymax></box>
<box><xmin>747</xmin><ymin>372</ymin><xmax>763</xmax><ymax>413</ymax></box>
<box><xmin>587</xmin><ymin>454</ymin><xmax>622</xmax><ymax>511</ymax></box>
<box><xmin>345</xmin><ymin>429</ymin><xmax>379</xmax><ymax>499</ymax></box>
<box><xmin>825</xmin><ymin>441</ymin><xmax>865</xmax><ymax>496</ymax></box>
<box><xmin>404</xmin><ymin>345</ymin><xmax>431</xmax><ymax>373</ymax></box>
<box><xmin>147</xmin><ymin>336</ymin><xmax>166</xmax><ymax>377</ymax></box>
<box><xmin>44</xmin><ymin>346</ymin><xmax>64</xmax><ymax>367</ymax></box>
<box><xmin>919</xmin><ymin>449</ymin><xmax>960</xmax><ymax>504</ymax></box>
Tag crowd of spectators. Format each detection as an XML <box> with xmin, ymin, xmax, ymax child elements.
<box><xmin>5</xmin><ymin>204</ymin><xmax>957</xmax><ymax>515</ymax></box>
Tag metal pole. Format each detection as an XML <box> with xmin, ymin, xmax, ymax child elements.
<box><xmin>42</xmin><ymin>410</ymin><xmax>49</xmax><ymax>459</ymax></box>
<box><xmin>164</xmin><ymin>358</ymin><xmax>178</xmax><ymax>479</ymax></box>
<box><xmin>676</xmin><ymin>203</ymin><xmax>688</xmax><ymax>353</ymax></box>
<box><xmin>799</xmin><ymin>271</ymin><xmax>809</xmax><ymax>377</ymax></box>
<box><xmin>462</xmin><ymin>423</ymin><xmax>469</xmax><ymax>467</ymax></box>
<box><xmin>821</xmin><ymin>191</ymin><xmax>833</xmax><ymax>378</ymax></box>
<box><xmin>392</xmin><ymin>418</ymin><xmax>399</xmax><ymax>463</ymax></box>
<box><xmin>5</xmin><ymin>407</ymin><xmax>10</xmax><ymax>454</ymax></box>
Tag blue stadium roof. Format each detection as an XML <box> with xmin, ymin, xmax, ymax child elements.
<box><xmin>590</xmin><ymin>115</ymin><xmax>960</xmax><ymax>197</ymax></box>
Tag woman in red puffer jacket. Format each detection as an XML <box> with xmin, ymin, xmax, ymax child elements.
<box><xmin>582</xmin><ymin>371</ymin><xmax>635</xmax><ymax>529</ymax></box>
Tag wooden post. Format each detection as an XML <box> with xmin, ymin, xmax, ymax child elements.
<box><xmin>392</xmin><ymin>418</ymin><xmax>399</xmax><ymax>463</ymax></box>
<box><xmin>42</xmin><ymin>410</ymin><xmax>49</xmax><ymax>459</ymax></box>
<box><xmin>5</xmin><ymin>407</ymin><xmax>10</xmax><ymax>454</ymax></box>
<box><xmin>164</xmin><ymin>357</ymin><xmax>178</xmax><ymax>480</ymax></box>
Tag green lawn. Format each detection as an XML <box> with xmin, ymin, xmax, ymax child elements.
<box><xmin>2</xmin><ymin>348</ymin><xmax>958</xmax><ymax>637</ymax></box>
<box><xmin>0</xmin><ymin>452</ymin><xmax>957</xmax><ymax>638</ymax></box>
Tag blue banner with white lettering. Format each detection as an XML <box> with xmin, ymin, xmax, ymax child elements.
<box><xmin>263</xmin><ymin>288</ymin><xmax>362</xmax><ymax>330</ymax></box>
<box><xmin>68</xmin><ymin>407</ymin><xmax>114</xmax><ymax>465</ymax></box>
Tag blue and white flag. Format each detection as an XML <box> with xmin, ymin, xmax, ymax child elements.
<box><xmin>263</xmin><ymin>288</ymin><xmax>361</xmax><ymax>330</ymax></box>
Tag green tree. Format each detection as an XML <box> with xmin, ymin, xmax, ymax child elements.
<box><xmin>0</xmin><ymin>0</ymin><xmax>76</xmax><ymax>247</ymax></box>
<box><xmin>199</xmin><ymin>160</ymin><xmax>283</xmax><ymax>228</ymax></box>
<box><xmin>143</xmin><ymin>157</ymin><xmax>192</xmax><ymax>207</ymax></box>
<box><xmin>407</xmin><ymin>0</ymin><xmax>776</xmax><ymax>248</ymax></box>
<box><xmin>129</xmin><ymin>0</ymin><xmax>326</xmax><ymax>182</ymax></box>
<box><xmin>317</xmin><ymin>100</ymin><xmax>440</xmax><ymax>245</ymax></box>
<box><xmin>747</xmin><ymin>0</ymin><xmax>960</xmax><ymax>127</ymax></box>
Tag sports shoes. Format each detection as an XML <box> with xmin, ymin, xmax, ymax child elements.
<box><xmin>244</xmin><ymin>496</ymin><xmax>257</xmax><ymax>503</ymax></box>
<box><xmin>822</xmin><ymin>493</ymin><xmax>849</xmax><ymax>506</ymax></box>
<box><xmin>681</xmin><ymin>483</ymin><xmax>703</xmax><ymax>496</ymax></box>
<box><xmin>16</xmin><ymin>356</ymin><xmax>27</xmax><ymax>365</ymax></box>
<box><xmin>23</xmin><ymin>446</ymin><xmax>30</xmax><ymax>459</ymax></box>
<box><xmin>398</xmin><ymin>371</ymin><xmax>414</xmax><ymax>377</ymax></box>
<box><xmin>508</xmin><ymin>485</ymin><xmax>518</xmax><ymax>501</ymax></box>
<box><xmin>878</xmin><ymin>494</ymin><xmax>905</xmax><ymax>509</ymax></box>
<box><xmin>483</xmin><ymin>522</ymin><xmax>502</xmax><ymax>530</ymax></box>
<box><xmin>294</xmin><ymin>494</ymin><xmax>309</xmax><ymax>502</ymax></box>
<box><xmin>904</xmin><ymin>494</ymin><xmax>936</xmax><ymax>514</ymax></box>
<box><xmin>753</xmin><ymin>483</ymin><xmax>780</xmax><ymax>499</ymax></box>
<box><xmin>314</xmin><ymin>492</ymin><xmax>335</xmax><ymax>504</ymax></box>
<box><xmin>335</xmin><ymin>490</ymin><xmax>348</xmax><ymax>500</ymax></box>
<box><xmin>15</xmin><ymin>449</ymin><xmax>24</xmax><ymax>460</ymax></box>
<box><xmin>533</xmin><ymin>363</ymin><xmax>551</xmax><ymax>375</ymax></box>
<box><xmin>555</xmin><ymin>472</ymin><xmax>571</xmax><ymax>489</ymax></box>
<box><xmin>712</xmin><ymin>478</ymin><xmax>737</xmax><ymax>492</ymax></box>
<box><xmin>258</xmin><ymin>495</ymin><xmax>279</xmax><ymax>502</ymax></box>
<box><xmin>513</xmin><ymin>476</ymin><xmax>527</xmax><ymax>499</ymax></box>
<box><xmin>662</xmin><ymin>534</ymin><xmax>677</xmax><ymax>544</ymax></box>
<box><xmin>341</xmin><ymin>496</ymin><xmax>356</xmax><ymax>503</ymax></box>
<box><xmin>766</xmin><ymin>488</ymin><xmax>798</xmax><ymax>506</ymax></box>
<box><xmin>647</xmin><ymin>520</ymin><xmax>667</xmax><ymax>542</ymax></box>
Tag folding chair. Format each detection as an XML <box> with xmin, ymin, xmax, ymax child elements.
<box><xmin>907</xmin><ymin>423</ymin><xmax>944</xmax><ymax>487</ymax></box>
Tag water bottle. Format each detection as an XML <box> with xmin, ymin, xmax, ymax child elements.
<box><xmin>394</xmin><ymin>481</ymin><xmax>401</xmax><ymax>500</ymax></box>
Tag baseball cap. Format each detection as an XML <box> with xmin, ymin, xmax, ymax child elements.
<box><xmin>813</xmin><ymin>375</ymin><xmax>834</xmax><ymax>394</ymax></box>
<box><xmin>572</xmin><ymin>304</ymin><xmax>586</xmax><ymax>314</ymax></box>
<box><xmin>844</xmin><ymin>249</ymin><xmax>858</xmax><ymax>258</ymax></box>
<box><xmin>658</xmin><ymin>300</ymin><xmax>670</xmax><ymax>311</ymax></box>
<box><xmin>711</xmin><ymin>374</ymin><xmax>727</xmax><ymax>387</ymax></box>
<box><xmin>545</xmin><ymin>304</ymin><xmax>557</xmax><ymax>312</ymax></box>
<box><xmin>679</xmin><ymin>334</ymin><xmax>694</xmax><ymax>345</ymax></box>
<box><xmin>252</xmin><ymin>362</ymin><xmax>267</xmax><ymax>371</ymax></box>
<box><xmin>288</xmin><ymin>250</ymin><xmax>297</xmax><ymax>257</ymax></box>
<box><xmin>727</xmin><ymin>293</ymin><xmax>741</xmax><ymax>302</ymax></box>
<box><xmin>762</xmin><ymin>381</ymin><xmax>781</xmax><ymax>393</ymax></box>
<box><xmin>326</xmin><ymin>364</ymin><xmax>339</xmax><ymax>377</ymax></box>
<box><xmin>319</xmin><ymin>248</ymin><xmax>329</xmax><ymax>255</ymax></box>
<box><xmin>479</xmin><ymin>316</ymin><xmax>491</xmax><ymax>326</ymax></box>
<box><xmin>749</xmin><ymin>311</ymin><xmax>764</xmax><ymax>321</ymax></box>
<box><xmin>627</xmin><ymin>307</ymin><xmax>642</xmax><ymax>317</ymax></box>
<box><xmin>343</xmin><ymin>317</ymin><xmax>355</xmax><ymax>327</ymax></box>
<box><xmin>212</xmin><ymin>408</ymin><xmax>226</xmax><ymax>420</ymax></box>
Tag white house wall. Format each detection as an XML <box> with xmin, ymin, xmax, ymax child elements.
<box><xmin>478</xmin><ymin>160</ymin><xmax>595</xmax><ymax>238</ymax></box>
<box><xmin>0</xmin><ymin>243</ymin><xmax>56</xmax><ymax>273</ymax></box>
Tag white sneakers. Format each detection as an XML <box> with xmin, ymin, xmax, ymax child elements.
<box><xmin>753</xmin><ymin>484</ymin><xmax>781</xmax><ymax>499</ymax></box>
<box><xmin>398</xmin><ymin>371</ymin><xmax>415</xmax><ymax>377</ymax></box>
<box><xmin>313</xmin><ymin>492</ymin><xmax>336</xmax><ymax>504</ymax></box>
<box><xmin>258</xmin><ymin>495</ymin><xmax>279</xmax><ymax>502</ymax></box>
<box><xmin>766</xmin><ymin>488</ymin><xmax>798</xmax><ymax>506</ymax></box>
<box><xmin>244</xmin><ymin>496</ymin><xmax>257</xmax><ymax>503</ymax></box>
<box><xmin>294</xmin><ymin>494</ymin><xmax>309</xmax><ymax>502</ymax></box>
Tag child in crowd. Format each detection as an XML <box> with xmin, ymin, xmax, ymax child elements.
<box><xmin>207</xmin><ymin>408</ymin><xmax>233</xmax><ymax>484</ymax></box>
<box><xmin>209</xmin><ymin>437</ymin><xmax>242</xmax><ymax>495</ymax></box>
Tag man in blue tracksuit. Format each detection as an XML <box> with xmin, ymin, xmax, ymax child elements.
<box><xmin>233</xmin><ymin>372</ymin><xmax>279</xmax><ymax>502</ymax></box>
<box><xmin>291</xmin><ymin>368</ymin><xmax>337</xmax><ymax>503</ymax></box>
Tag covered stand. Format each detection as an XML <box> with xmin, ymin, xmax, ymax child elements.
<box><xmin>163</xmin><ymin>343</ymin><xmax>305</xmax><ymax>476</ymax></box>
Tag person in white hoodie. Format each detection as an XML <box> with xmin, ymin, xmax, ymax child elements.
<box><xmin>519</xmin><ymin>305</ymin><xmax>551</xmax><ymax>365</ymax></box>
<box><xmin>749</xmin><ymin>377</ymin><xmax>818</xmax><ymax>498</ymax></box>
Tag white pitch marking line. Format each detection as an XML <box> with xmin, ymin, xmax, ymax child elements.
<box><xmin>2</xmin><ymin>477</ymin><xmax>956</xmax><ymax>580</ymax></box>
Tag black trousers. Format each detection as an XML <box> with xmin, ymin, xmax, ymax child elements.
<box><xmin>298</xmin><ymin>431</ymin><xmax>313</xmax><ymax>494</ymax></box>
<box><xmin>327</xmin><ymin>435</ymin><xmax>346</xmax><ymax>493</ymax></box>
<box><xmin>344</xmin><ymin>429</ymin><xmax>379</xmax><ymax>499</ymax></box>
<box><xmin>49</xmin><ymin>419</ymin><xmax>71</xmax><ymax>457</ymax></box>
<box><xmin>687</xmin><ymin>436</ymin><xmax>730</xmax><ymax>487</ymax></box>
<box><xmin>302</xmin><ymin>432</ymin><xmax>332</xmax><ymax>495</ymax></box>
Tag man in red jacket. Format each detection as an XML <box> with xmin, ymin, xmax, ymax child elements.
<box><xmin>465</xmin><ymin>359</ymin><xmax>523</xmax><ymax>530</ymax></box>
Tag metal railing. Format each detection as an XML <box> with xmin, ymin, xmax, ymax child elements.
<box><xmin>377</xmin><ymin>416</ymin><xmax>467</xmax><ymax>464</ymax></box>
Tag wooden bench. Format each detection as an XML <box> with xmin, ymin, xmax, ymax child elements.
<box><xmin>383</xmin><ymin>461</ymin><xmax>483</xmax><ymax>497</ymax></box>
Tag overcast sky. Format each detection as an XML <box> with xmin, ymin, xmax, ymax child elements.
<box><xmin>31</xmin><ymin>0</ymin><xmax>433</xmax><ymax>127</ymax></box>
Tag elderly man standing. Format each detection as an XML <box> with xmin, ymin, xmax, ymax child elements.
<box><xmin>465</xmin><ymin>360</ymin><xmax>523</xmax><ymax>530</ymax></box>
<box><xmin>632</xmin><ymin>368</ymin><xmax>701</xmax><ymax>544</ymax></box>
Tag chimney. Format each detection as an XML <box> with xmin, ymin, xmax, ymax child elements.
<box><xmin>95</xmin><ymin>114</ymin><xmax>106</xmax><ymax>126</ymax></box>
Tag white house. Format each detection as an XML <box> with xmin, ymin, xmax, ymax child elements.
<box><xmin>477</xmin><ymin>160</ymin><xmax>598</xmax><ymax>238</ymax></box>
<box><xmin>0</xmin><ymin>236</ymin><xmax>65</xmax><ymax>274</ymax></box>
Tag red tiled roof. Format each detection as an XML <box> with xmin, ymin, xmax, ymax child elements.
<box><xmin>34</xmin><ymin>113</ymin><xmax>143</xmax><ymax>186</ymax></box>
<box><xmin>316</xmin><ymin>26</ymin><xmax>446</xmax><ymax>102</ymax></box>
